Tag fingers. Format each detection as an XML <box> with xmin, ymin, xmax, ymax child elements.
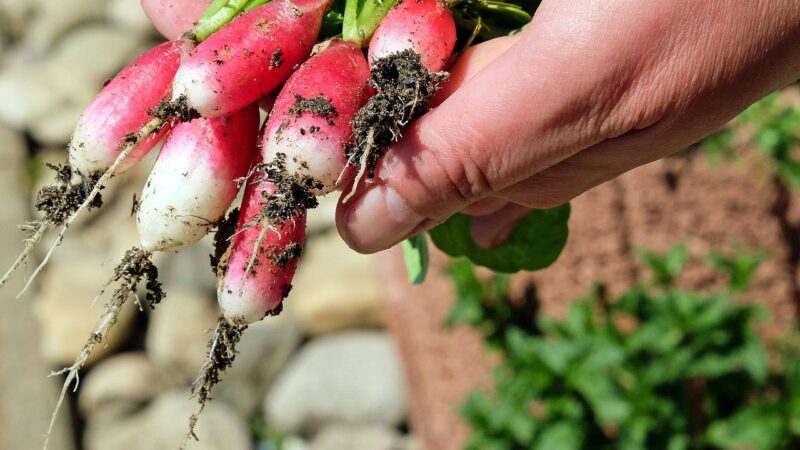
<box><xmin>141</xmin><ymin>0</ymin><xmax>212</xmax><ymax>40</ymax></box>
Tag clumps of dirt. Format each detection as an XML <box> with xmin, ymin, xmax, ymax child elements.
<box><xmin>268</xmin><ymin>242</ymin><xmax>303</xmax><ymax>268</ymax></box>
<box><xmin>183</xmin><ymin>316</ymin><xmax>248</xmax><ymax>444</ymax></box>
<box><xmin>270</xmin><ymin>49</ymin><xmax>283</xmax><ymax>68</ymax></box>
<box><xmin>288</xmin><ymin>94</ymin><xmax>338</xmax><ymax>125</ymax></box>
<box><xmin>35</xmin><ymin>162</ymin><xmax>102</xmax><ymax>225</ymax></box>
<box><xmin>210</xmin><ymin>208</ymin><xmax>241</xmax><ymax>275</ymax></box>
<box><xmin>147</xmin><ymin>94</ymin><xmax>200</xmax><ymax>123</ymax></box>
<box><xmin>259</xmin><ymin>152</ymin><xmax>321</xmax><ymax>222</ymax></box>
<box><xmin>347</xmin><ymin>49</ymin><xmax>448</xmax><ymax>179</ymax></box>
<box><xmin>112</xmin><ymin>247</ymin><xmax>164</xmax><ymax>308</ymax></box>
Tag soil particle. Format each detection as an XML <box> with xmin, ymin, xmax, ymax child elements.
<box><xmin>114</xmin><ymin>247</ymin><xmax>164</xmax><ymax>308</ymax></box>
<box><xmin>35</xmin><ymin>162</ymin><xmax>102</xmax><ymax>225</ymax></box>
<box><xmin>270</xmin><ymin>50</ymin><xmax>283</xmax><ymax>68</ymax></box>
<box><xmin>348</xmin><ymin>49</ymin><xmax>448</xmax><ymax>178</ymax></box>
<box><xmin>210</xmin><ymin>208</ymin><xmax>241</xmax><ymax>276</ymax></box>
<box><xmin>268</xmin><ymin>242</ymin><xmax>303</xmax><ymax>268</ymax></box>
<box><xmin>258</xmin><ymin>153</ymin><xmax>320</xmax><ymax>223</ymax></box>
<box><xmin>288</xmin><ymin>94</ymin><xmax>338</xmax><ymax>125</ymax></box>
<box><xmin>147</xmin><ymin>94</ymin><xmax>200</xmax><ymax>123</ymax></box>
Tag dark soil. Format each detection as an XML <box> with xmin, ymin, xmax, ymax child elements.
<box><xmin>258</xmin><ymin>153</ymin><xmax>320</xmax><ymax>223</ymax></box>
<box><xmin>270</xmin><ymin>49</ymin><xmax>283</xmax><ymax>68</ymax></box>
<box><xmin>288</xmin><ymin>94</ymin><xmax>338</xmax><ymax>125</ymax></box>
<box><xmin>147</xmin><ymin>94</ymin><xmax>200</xmax><ymax>123</ymax></box>
<box><xmin>35</xmin><ymin>162</ymin><xmax>102</xmax><ymax>225</ymax></box>
<box><xmin>210</xmin><ymin>208</ymin><xmax>240</xmax><ymax>276</ymax></box>
<box><xmin>113</xmin><ymin>247</ymin><xmax>164</xmax><ymax>308</ymax></box>
<box><xmin>347</xmin><ymin>49</ymin><xmax>448</xmax><ymax>179</ymax></box>
<box><xmin>268</xmin><ymin>242</ymin><xmax>303</xmax><ymax>268</ymax></box>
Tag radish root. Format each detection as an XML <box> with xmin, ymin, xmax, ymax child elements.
<box><xmin>181</xmin><ymin>316</ymin><xmax>247</xmax><ymax>449</ymax></box>
<box><xmin>43</xmin><ymin>247</ymin><xmax>163</xmax><ymax>450</ymax></box>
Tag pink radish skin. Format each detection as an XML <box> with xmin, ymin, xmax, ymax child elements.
<box><xmin>171</xmin><ymin>0</ymin><xmax>332</xmax><ymax>118</ymax></box>
<box><xmin>217</xmin><ymin>178</ymin><xmax>306</xmax><ymax>324</ymax></box>
<box><xmin>367</xmin><ymin>0</ymin><xmax>457</xmax><ymax>71</ymax></box>
<box><xmin>69</xmin><ymin>40</ymin><xmax>191</xmax><ymax>177</ymax></box>
<box><xmin>263</xmin><ymin>39</ymin><xmax>372</xmax><ymax>194</ymax></box>
<box><xmin>141</xmin><ymin>0</ymin><xmax>213</xmax><ymax>40</ymax></box>
<box><xmin>137</xmin><ymin>104</ymin><xmax>260</xmax><ymax>252</ymax></box>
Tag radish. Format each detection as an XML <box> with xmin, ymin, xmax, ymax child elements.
<box><xmin>44</xmin><ymin>105</ymin><xmax>261</xmax><ymax>450</ymax></box>
<box><xmin>137</xmin><ymin>104</ymin><xmax>260</xmax><ymax>252</ymax></box>
<box><xmin>262</xmin><ymin>39</ymin><xmax>372</xmax><ymax>195</ymax></box>
<box><xmin>70</xmin><ymin>39</ymin><xmax>190</xmax><ymax>177</ymax></box>
<box><xmin>1</xmin><ymin>39</ymin><xmax>190</xmax><ymax>293</ymax></box>
<box><xmin>344</xmin><ymin>0</ymin><xmax>457</xmax><ymax>200</ymax></box>
<box><xmin>367</xmin><ymin>0</ymin><xmax>457</xmax><ymax>72</ymax></box>
<box><xmin>217</xmin><ymin>177</ymin><xmax>306</xmax><ymax>323</ymax></box>
<box><xmin>170</xmin><ymin>0</ymin><xmax>333</xmax><ymax>118</ymax></box>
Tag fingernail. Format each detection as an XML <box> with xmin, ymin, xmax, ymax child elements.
<box><xmin>340</xmin><ymin>186</ymin><xmax>425</xmax><ymax>253</ymax></box>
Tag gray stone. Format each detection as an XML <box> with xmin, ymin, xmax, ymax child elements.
<box><xmin>29</xmin><ymin>102</ymin><xmax>84</xmax><ymax>145</ymax></box>
<box><xmin>265</xmin><ymin>331</ymin><xmax>407</xmax><ymax>432</ymax></box>
<box><xmin>84</xmin><ymin>391</ymin><xmax>251</xmax><ymax>450</ymax></box>
<box><xmin>106</xmin><ymin>0</ymin><xmax>157</xmax><ymax>36</ymax></box>
<box><xmin>26</xmin><ymin>0</ymin><xmax>106</xmax><ymax>51</ymax></box>
<box><xmin>79</xmin><ymin>352</ymin><xmax>168</xmax><ymax>420</ymax></box>
<box><xmin>146</xmin><ymin>288</ymin><xmax>219</xmax><ymax>382</ymax></box>
<box><xmin>51</xmin><ymin>24</ymin><xmax>148</xmax><ymax>79</ymax></box>
<box><xmin>32</xmin><ymin>252</ymin><xmax>138</xmax><ymax>366</ymax></box>
<box><xmin>0</xmin><ymin>123</ymin><xmax>75</xmax><ymax>450</ymax></box>
<box><xmin>287</xmin><ymin>231</ymin><xmax>385</xmax><ymax>334</ymax></box>
<box><xmin>311</xmin><ymin>424</ymin><xmax>403</xmax><ymax>450</ymax></box>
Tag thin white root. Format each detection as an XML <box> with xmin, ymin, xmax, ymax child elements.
<box><xmin>341</xmin><ymin>127</ymin><xmax>376</xmax><ymax>205</ymax></box>
<box><xmin>43</xmin><ymin>287</ymin><xmax>130</xmax><ymax>450</ymax></box>
<box><xmin>18</xmin><ymin>116</ymin><xmax>165</xmax><ymax>299</ymax></box>
<box><xmin>240</xmin><ymin>217</ymin><xmax>270</xmax><ymax>294</ymax></box>
<box><xmin>0</xmin><ymin>223</ymin><xmax>47</xmax><ymax>290</ymax></box>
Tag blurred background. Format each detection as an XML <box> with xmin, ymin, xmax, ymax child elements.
<box><xmin>1</xmin><ymin>1</ymin><xmax>800</xmax><ymax>450</ymax></box>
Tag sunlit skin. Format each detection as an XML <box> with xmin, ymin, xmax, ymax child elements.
<box><xmin>144</xmin><ymin>0</ymin><xmax>800</xmax><ymax>251</ymax></box>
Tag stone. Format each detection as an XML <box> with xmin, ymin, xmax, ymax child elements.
<box><xmin>79</xmin><ymin>352</ymin><xmax>168</xmax><ymax>420</ymax></box>
<box><xmin>26</xmin><ymin>0</ymin><xmax>107</xmax><ymax>51</ymax></box>
<box><xmin>32</xmin><ymin>253</ymin><xmax>138</xmax><ymax>366</ymax></box>
<box><xmin>146</xmin><ymin>288</ymin><xmax>219</xmax><ymax>382</ymax></box>
<box><xmin>106</xmin><ymin>0</ymin><xmax>157</xmax><ymax>36</ymax></box>
<box><xmin>29</xmin><ymin>102</ymin><xmax>84</xmax><ymax>145</ymax></box>
<box><xmin>265</xmin><ymin>331</ymin><xmax>407</xmax><ymax>433</ymax></box>
<box><xmin>288</xmin><ymin>231</ymin><xmax>385</xmax><ymax>334</ymax></box>
<box><xmin>84</xmin><ymin>391</ymin><xmax>251</xmax><ymax>450</ymax></box>
<box><xmin>0</xmin><ymin>124</ymin><xmax>75</xmax><ymax>450</ymax></box>
<box><xmin>0</xmin><ymin>63</ymin><xmax>62</xmax><ymax>128</ymax></box>
<box><xmin>51</xmin><ymin>24</ymin><xmax>148</xmax><ymax>80</ymax></box>
<box><xmin>215</xmin><ymin>312</ymin><xmax>302</xmax><ymax>414</ymax></box>
<box><xmin>311</xmin><ymin>424</ymin><xmax>403</xmax><ymax>450</ymax></box>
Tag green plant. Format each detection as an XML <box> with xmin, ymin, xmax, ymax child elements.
<box><xmin>449</xmin><ymin>245</ymin><xmax>800</xmax><ymax>450</ymax></box>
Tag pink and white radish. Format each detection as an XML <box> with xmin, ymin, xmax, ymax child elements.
<box><xmin>262</xmin><ymin>39</ymin><xmax>372</xmax><ymax>195</ymax></box>
<box><xmin>69</xmin><ymin>39</ymin><xmax>190</xmax><ymax>177</ymax></box>
<box><xmin>137</xmin><ymin>104</ymin><xmax>260</xmax><ymax>252</ymax></box>
<box><xmin>171</xmin><ymin>0</ymin><xmax>332</xmax><ymax>118</ymax></box>
<box><xmin>142</xmin><ymin>0</ymin><xmax>214</xmax><ymax>40</ymax></box>
<box><xmin>217</xmin><ymin>178</ymin><xmax>306</xmax><ymax>324</ymax></box>
<box><xmin>367</xmin><ymin>0</ymin><xmax>457</xmax><ymax>72</ymax></box>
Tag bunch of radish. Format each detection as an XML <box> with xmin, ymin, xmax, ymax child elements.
<box><xmin>0</xmin><ymin>0</ymin><xmax>532</xmax><ymax>447</ymax></box>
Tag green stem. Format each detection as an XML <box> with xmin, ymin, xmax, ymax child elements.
<box><xmin>342</xmin><ymin>0</ymin><xmax>361</xmax><ymax>45</ymax></box>
<box><xmin>355</xmin><ymin>0</ymin><xmax>398</xmax><ymax>44</ymax></box>
<box><xmin>192</xmin><ymin>0</ymin><xmax>253</xmax><ymax>42</ymax></box>
<box><xmin>243</xmin><ymin>0</ymin><xmax>270</xmax><ymax>12</ymax></box>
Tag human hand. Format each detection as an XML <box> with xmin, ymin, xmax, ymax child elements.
<box><xmin>335</xmin><ymin>0</ymin><xmax>800</xmax><ymax>253</ymax></box>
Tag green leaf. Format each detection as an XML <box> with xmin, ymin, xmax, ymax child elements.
<box><xmin>706</xmin><ymin>404</ymin><xmax>786</xmax><ymax>449</ymax></box>
<box><xmin>429</xmin><ymin>205</ymin><xmax>570</xmax><ymax>273</ymax></box>
<box><xmin>402</xmin><ymin>234</ymin><xmax>429</xmax><ymax>284</ymax></box>
<box><xmin>535</xmin><ymin>421</ymin><xmax>583</xmax><ymax>450</ymax></box>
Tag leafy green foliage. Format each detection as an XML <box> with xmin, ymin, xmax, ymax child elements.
<box><xmin>702</xmin><ymin>91</ymin><xmax>800</xmax><ymax>186</ymax></box>
<box><xmin>429</xmin><ymin>205</ymin><xmax>571</xmax><ymax>273</ymax></box>
<box><xmin>402</xmin><ymin>233</ymin><xmax>430</xmax><ymax>284</ymax></box>
<box><xmin>449</xmin><ymin>245</ymin><xmax>800</xmax><ymax>450</ymax></box>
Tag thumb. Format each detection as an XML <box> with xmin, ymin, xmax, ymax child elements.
<box><xmin>336</xmin><ymin>23</ymin><xmax>621</xmax><ymax>253</ymax></box>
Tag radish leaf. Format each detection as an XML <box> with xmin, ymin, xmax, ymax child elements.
<box><xmin>429</xmin><ymin>204</ymin><xmax>570</xmax><ymax>273</ymax></box>
<box><xmin>402</xmin><ymin>234</ymin><xmax>430</xmax><ymax>284</ymax></box>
